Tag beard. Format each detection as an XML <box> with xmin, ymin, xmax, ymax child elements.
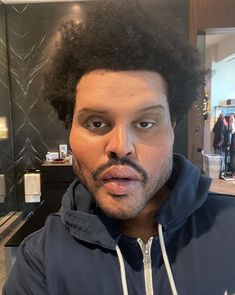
<box><xmin>72</xmin><ymin>155</ymin><xmax>173</xmax><ymax>220</ymax></box>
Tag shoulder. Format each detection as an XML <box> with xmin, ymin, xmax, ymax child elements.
<box><xmin>202</xmin><ymin>191</ymin><xmax>235</xmax><ymax>211</ymax></box>
<box><xmin>206</xmin><ymin>191</ymin><xmax>235</xmax><ymax>207</ymax></box>
<box><xmin>195</xmin><ymin>192</ymin><xmax>235</xmax><ymax>226</ymax></box>
<box><xmin>3</xmin><ymin>214</ymin><xmax>64</xmax><ymax>294</ymax></box>
<box><xmin>23</xmin><ymin>213</ymin><xmax>65</xmax><ymax>251</ymax></box>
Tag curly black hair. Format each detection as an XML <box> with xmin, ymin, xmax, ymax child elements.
<box><xmin>44</xmin><ymin>0</ymin><xmax>203</xmax><ymax>126</ymax></box>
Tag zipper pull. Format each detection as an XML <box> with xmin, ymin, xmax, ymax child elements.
<box><xmin>137</xmin><ymin>237</ymin><xmax>153</xmax><ymax>264</ymax></box>
<box><xmin>137</xmin><ymin>237</ymin><xmax>154</xmax><ymax>295</ymax></box>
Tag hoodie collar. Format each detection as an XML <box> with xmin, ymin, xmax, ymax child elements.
<box><xmin>155</xmin><ymin>154</ymin><xmax>211</xmax><ymax>232</ymax></box>
<box><xmin>61</xmin><ymin>184</ymin><xmax>120</xmax><ymax>250</ymax></box>
<box><xmin>61</xmin><ymin>154</ymin><xmax>211</xmax><ymax>249</ymax></box>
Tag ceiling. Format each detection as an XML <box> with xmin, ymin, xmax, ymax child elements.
<box><xmin>206</xmin><ymin>34</ymin><xmax>229</xmax><ymax>48</ymax></box>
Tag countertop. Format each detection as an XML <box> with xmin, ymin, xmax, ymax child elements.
<box><xmin>210</xmin><ymin>179</ymin><xmax>235</xmax><ymax>195</ymax></box>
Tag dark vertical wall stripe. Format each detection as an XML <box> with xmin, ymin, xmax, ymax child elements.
<box><xmin>0</xmin><ymin>3</ymin><xmax>16</xmax><ymax>214</ymax></box>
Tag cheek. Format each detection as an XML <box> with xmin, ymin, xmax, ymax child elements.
<box><xmin>138</xmin><ymin>128</ymin><xmax>174</xmax><ymax>172</ymax></box>
<box><xmin>69</xmin><ymin>128</ymin><xmax>104</xmax><ymax>171</ymax></box>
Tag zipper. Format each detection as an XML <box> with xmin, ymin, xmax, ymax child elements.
<box><xmin>137</xmin><ymin>237</ymin><xmax>154</xmax><ymax>295</ymax></box>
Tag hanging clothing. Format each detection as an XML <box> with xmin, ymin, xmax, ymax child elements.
<box><xmin>212</xmin><ymin>115</ymin><xmax>225</xmax><ymax>150</ymax></box>
<box><xmin>231</xmin><ymin>131</ymin><xmax>235</xmax><ymax>173</ymax></box>
<box><xmin>224</xmin><ymin>115</ymin><xmax>232</xmax><ymax>148</ymax></box>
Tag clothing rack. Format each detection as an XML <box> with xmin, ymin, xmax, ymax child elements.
<box><xmin>212</xmin><ymin>110</ymin><xmax>235</xmax><ymax>177</ymax></box>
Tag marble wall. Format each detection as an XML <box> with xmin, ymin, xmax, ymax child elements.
<box><xmin>0</xmin><ymin>3</ymin><xmax>16</xmax><ymax>214</ymax></box>
<box><xmin>4</xmin><ymin>2</ymin><xmax>95</xmax><ymax>211</ymax></box>
<box><xmin>1</xmin><ymin>0</ymin><xmax>189</xmax><ymax>214</ymax></box>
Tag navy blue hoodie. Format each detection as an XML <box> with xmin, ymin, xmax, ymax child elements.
<box><xmin>3</xmin><ymin>154</ymin><xmax>235</xmax><ymax>295</ymax></box>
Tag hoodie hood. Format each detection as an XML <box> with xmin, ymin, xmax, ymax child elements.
<box><xmin>61</xmin><ymin>183</ymin><xmax>120</xmax><ymax>250</ymax></box>
<box><xmin>155</xmin><ymin>154</ymin><xmax>212</xmax><ymax>232</ymax></box>
<box><xmin>61</xmin><ymin>154</ymin><xmax>211</xmax><ymax>249</ymax></box>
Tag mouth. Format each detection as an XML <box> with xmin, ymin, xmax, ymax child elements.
<box><xmin>100</xmin><ymin>167</ymin><xmax>140</xmax><ymax>195</ymax></box>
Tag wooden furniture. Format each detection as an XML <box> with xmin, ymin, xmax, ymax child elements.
<box><xmin>210</xmin><ymin>179</ymin><xmax>235</xmax><ymax>195</ymax></box>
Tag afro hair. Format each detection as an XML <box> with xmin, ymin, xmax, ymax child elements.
<box><xmin>43</xmin><ymin>0</ymin><xmax>204</xmax><ymax>127</ymax></box>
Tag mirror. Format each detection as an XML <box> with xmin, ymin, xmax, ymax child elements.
<box><xmin>198</xmin><ymin>28</ymin><xmax>235</xmax><ymax>191</ymax></box>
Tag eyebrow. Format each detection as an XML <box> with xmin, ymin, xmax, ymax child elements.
<box><xmin>78</xmin><ymin>108</ymin><xmax>110</xmax><ymax>117</ymax></box>
<box><xmin>77</xmin><ymin>105</ymin><xmax>165</xmax><ymax>116</ymax></box>
<box><xmin>136</xmin><ymin>105</ymin><xmax>166</xmax><ymax>113</ymax></box>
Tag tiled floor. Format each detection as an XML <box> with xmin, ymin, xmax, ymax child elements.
<box><xmin>0</xmin><ymin>220</ymin><xmax>26</xmax><ymax>293</ymax></box>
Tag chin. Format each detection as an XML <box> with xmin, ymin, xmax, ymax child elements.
<box><xmin>100</xmin><ymin>207</ymin><xmax>142</xmax><ymax>220</ymax></box>
<box><xmin>95</xmin><ymin>192</ymin><xmax>145</xmax><ymax>220</ymax></box>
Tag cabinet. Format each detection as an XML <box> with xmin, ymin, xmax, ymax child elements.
<box><xmin>41</xmin><ymin>163</ymin><xmax>75</xmax><ymax>212</ymax></box>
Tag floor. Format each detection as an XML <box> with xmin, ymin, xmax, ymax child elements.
<box><xmin>0</xmin><ymin>220</ymin><xmax>26</xmax><ymax>293</ymax></box>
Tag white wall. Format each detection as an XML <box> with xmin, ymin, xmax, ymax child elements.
<box><xmin>217</xmin><ymin>35</ymin><xmax>235</xmax><ymax>62</ymax></box>
<box><xmin>211</xmin><ymin>58</ymin><xmax>235</xmax><ymax>113</ymax></box>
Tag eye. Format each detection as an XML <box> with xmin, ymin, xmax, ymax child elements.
<box><xmin>136</xmin><ymin>121</ymin><xmax>155</xmax><ymax>129</ymax></box>
<box><xmin>87</xmin><ymin>120</ymin><xmax>106</xmax><ymax>129</ymax></box>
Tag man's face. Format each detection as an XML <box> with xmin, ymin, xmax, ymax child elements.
<box><xmin>69</xmin><ymin>70</ymin><xmax>174</xmax><ymax>220</ymax></box>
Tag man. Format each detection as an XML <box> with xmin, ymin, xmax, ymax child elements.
<box><xmin>4</xmin><ymin>1</ymin><xmax>235</xmax><ymax>295</ymax></box>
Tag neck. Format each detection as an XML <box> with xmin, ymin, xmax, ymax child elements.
<box><xmin>120</xmin><ymin>186</ymin><xmax>170</xmax><ymax>243</ymax></box>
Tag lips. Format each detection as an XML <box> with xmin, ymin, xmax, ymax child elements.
<box><xmin>100</xmin><ymin>166</ymin><xmax>141</xmax><ymax>195</ymax></box>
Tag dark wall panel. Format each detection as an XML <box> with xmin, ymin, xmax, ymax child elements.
<box><xmin>0</xmin><ymin>3</ymin><xmax>16</xmax><ymax>214</ymax></box>
<box><xmin>5</xmin><ymin>2</ymin><xmax>93</xmax><ymax>210</ymax></box>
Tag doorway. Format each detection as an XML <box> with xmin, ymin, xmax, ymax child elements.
<box><xmin>198</xmin><ymin>28</ymin><xmax>235</xmax><ymax>189</ymax></box>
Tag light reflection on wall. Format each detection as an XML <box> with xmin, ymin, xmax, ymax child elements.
<box><xmin>46</xmin><ymin>4</ymin><xmax>82</xmax><ymax>59</ymax></box>
<box><xmin>0</xmin><ymin>117</ymin><xmax>8</xmax><ymax>139</ymax></box>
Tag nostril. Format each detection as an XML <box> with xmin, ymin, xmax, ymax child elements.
<box><xmin>108</xmin><ymin>152</ymin><xmax>119</xmax><ymax>160</ymax></box>
<box><xmin>108</xmin><ymin>151</ymin><xmax>133</xmax><ymax>162</ymax></box>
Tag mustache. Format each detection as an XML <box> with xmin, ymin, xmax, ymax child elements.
<box><xmin>92</xmin><ymin>157</ymin><xmax>148</xmax><ymax>184</ymax></box>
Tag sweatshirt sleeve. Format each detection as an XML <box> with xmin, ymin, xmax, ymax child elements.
<box><xmin>3</xmin><ymin>230</ymin><xmax>48</xmax><ymax>295</ymax></box>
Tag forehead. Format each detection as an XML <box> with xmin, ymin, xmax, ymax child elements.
<box><xmin>75</xmin><ymin>70</ymin><xmax>168</xmax><ymax>112</ymax></box>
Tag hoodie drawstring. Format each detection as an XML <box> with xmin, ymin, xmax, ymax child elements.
<box><xmin>116</xmin><ymin>224</ymin><xmax>178</xmax><ymax>295</ymax></box>
<box><xmin>116</xmin><ymin>245</ymin><xmax>129</xmax><ymax>295</ymax></box>
<box><xmin>158</xmin><ymin>223</ymin><xmax>178</xmax><ymax>295</ymax></box>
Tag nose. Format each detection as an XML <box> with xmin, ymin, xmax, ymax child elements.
<box><xmin>105</xmin><ymin>125</ymin><xmax>135</xmax><ymax>159</ymax></box>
